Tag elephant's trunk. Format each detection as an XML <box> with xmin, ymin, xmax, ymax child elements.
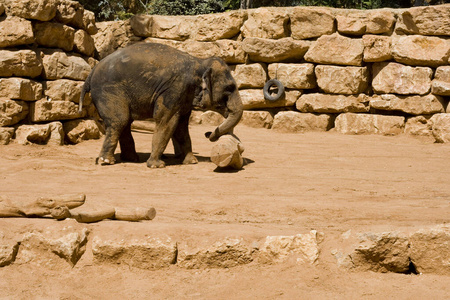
<box><xmin>208</xmin><ymin>92</ymin><xmax>243</xmax><ymax>142</ymax></box>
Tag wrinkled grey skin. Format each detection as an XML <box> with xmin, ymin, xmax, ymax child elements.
<box><xmin>80</xmin><ymin>42</ymin><xmax>243</xmax><ymax>168</ymax></box>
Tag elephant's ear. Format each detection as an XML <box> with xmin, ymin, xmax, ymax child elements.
<box><xmin>201</xmin><ymin>67</ymin><xmax>213</xmax><ymax>106</ymax></box>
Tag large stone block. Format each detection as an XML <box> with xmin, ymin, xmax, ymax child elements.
<box><xmin>258</xmin><ymin>231</ymin><xmax>321</xmax><ymax>264</ymax></box>
<box><xmin>315</xmin><ymin>65</ymin><xmax>368</xmax><ymax>95</ymax></box>
<box><xmin>63</xmin><ymin>119</ymin><xmax>102</xmax><ymax>144</ymax></box>
<box><xmin>48</xmin><ymin>121</ymin><xmax>65</xmax><ymax>146</ymax></box>
<box><xmin>268</xmin><ymin>63</ymin><xmax>315</xmax><ymax>90</ymax></box>
<box><xmin>0</xmin><ymin>233</ymin><xmax>19</xmax><ymax>267</ymax></box>
<box><xmin>31</xmin><ymin>99</ymin><xmax>83</xmax><ymax>122</ymax></box>
<box><xmin>178</xmin><ymin>238</ymin><xmax>253</xmax><ymax>269</ymax></box>
<box><xmin>240</xmin><ymin>111</ymin><xmax>273</xmax><ymax>129</ymax></box>
<box><xmin>362</xmin><ymin>35</ymin><xmax>392</xmax><ymax>62</ymax></box>
<box><xmin>231</xmin><ymin>64</ymin><xmax>266</xmax><ymax>89</ymax></box>
<box><xmin>372</xmin><ymin>62</ymin><xmax>432</xmax><ymax>95</ymax></box>
<box><xmin>334</xmin><ymin>9</ymin><xmax>395</xmax><ymax>35</ymax></box>
<box><xmin>405</xmin><ymin>116</ymin><xmax>433</xmax><ymax>137</ymax></box>
<box><xmin>55</xmin><ymin>0</ymin><xmax>85</xmax><ymax>29</ymax></box>
<box><xmin>0</xmin><ymin>78</ymin><xmax>43</xmax><ymax>101</ymax></box>
<box><xmin>34</xmin><ymin>22</ymin><xmax>75</xmax><ymax>52</ymax></box>
<box><xmin>272</xmin><ymin>111</ymin><xmax>331</xmax><ymax>132</ymax></box>
<box><xmin>0</xmin><ymin>98</ymin><xmax>29</xmax><ymax>126</ymax></box>
<box><xmin>240</xmin><ymin>89</ymin><xmax>301</xmax><ymax>110</ymax></box>
<box><xmin>365</xmin><ymin>9</ymin><xmax>396</xmax><ymax>34</ymax></box>
<box><xmin>3</xmin><ymin>0</ymin><xmax>57</xmax><ymax>21</ymax></box>
<box><xmin>332</xmin><ymin>231</ymin><xmax>410</xmax><ymax>273</ymax></box>
<box><xmin>290</xmin><ymin>7</ymin><xmax>335</xmax><ymax>40</ymax></box>
<box><xmin>396</xmin><ymin>4</ymin><xmax>450</xmax><ymax>36</ymax></box>
<box><xmin>44</xmin><ymin>79</ymin><xmax>85</xmax><ymax>103</ymax></box>
<box><xmin>0</xmin><ymin>16</ymin><xmax>34</xmax><ymax>48</ymax></box>
<box><xmin>194</xmin><ymin>10</ymin><xmax>246</xmax><ymax>41</ymax></box>
<box><xmin>0</xmin><ymin>127</ymin><xmax>15</xmax><ymax>145</ymax></box>
<box><xmin>0</xmin><ymin>49</ymin><xmax>42</xmax><ymax>78</ymax></box>
<box><xmin>409</xmin><ymin>225</ymin><xmax>450</xmax><ymax>275</ymax></box>
<box><xmin>241</xmin><ymin>7</ymin><xmax>289</xmax><ymax>39</ymax></box>
<box><xmin>370</xmin><ymin>94</ymin><xmax>445</xmax><ymax>115</ymax></box>
<box><xmin>41</xmin><ymin>49</ymin><xmax>91</xmax><ymax>81</ymax></box>
<box><xmin>242</xmin><ymin>37</ymin><xmax>310</xmax><ymax>63</ymax></box>
<box><xmin>15</xmin><ymin>124</ymin><xmax>51</xmax><ymax>145</ymax></box>
<box><xmin>431</xmin><ymin>113</ymin><xmax>450</xmax><ymax>143</ymax></box>
<box><xmin>150</xmin><ymin>15</ymin><xmax>194</xmax><ymax>41</ymax></box>
<box><xmin>432</xmin><ymin>66</ymin><xmax>450</xmax><ymax>96</ymax></box>
<box><xmin>82</xmin><ymin>10</ymin><xmax>97</xmax><ymax>35</ymax></box>
<box><xmin>92</xmin><ymin>235</ymin><xmax>177</xmax><ymax>269</ymax></box>
<box><xmin>296</xmin><ymin>93</ymin><xmax>370</xmax><ymax>113</ymax></box>
<box><xmin>73</xmin><ymin>29</ymin><xmax>95</xmax><ymax>57</ymax></box>
<box><xmin>304</xmin><ymin>33</ymin><xmax>364</xmax><ymax>66</ymax></box>
<box><xmin>392</xmin><ymin>35</ymin><xmax>450</xmax><ymax>67</ymax></box>
<box><xmin>335</xmin><ymin>113</ymin><xmax>405</xmax><ymax>135</ymax></box>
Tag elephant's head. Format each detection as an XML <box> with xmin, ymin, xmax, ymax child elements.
<box><xmin>198</xmin><ymin>57</ymin><xmax>243</xmax><ymax>142</ymax></box>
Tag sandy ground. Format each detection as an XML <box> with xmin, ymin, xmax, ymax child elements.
<box><xmin>0</xmin><ymin>124</ymin><xmax>449</xmax><ymax>299</ymax></box>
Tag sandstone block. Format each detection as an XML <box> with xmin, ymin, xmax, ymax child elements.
<box><xmin>372</xmin><ymin>62</ymin><xmax>432</xmax><ymax>95</ymax></box>
<box><xmin>336</xmin><ymin>15</ymin><xmax>366</xmax><ymax>35</ymax></box>
<box><xmin>335</xmin><ymin>113</ymin><xmax>405</xmax><ymax>135</ymax></box>
<box><xmin>74</xmin><ymin>29</ymin><xmax>95</xmax><ymax>57</ymax></box>
<box><xmin>3</xmin><ymin>0</ymin><xmax>57</xmax><ymax>21</ymax></box>
<box><xmin>178</xmin><ymin>238</ymin><xmax>253</xmax><ymax>269</ymax></box>
<box><xmin>94</xmin><ymin>20</ymin><xmax>139</xmax><ymax>60</ymax></box>
<box><xmin>272</xmin><ymin>111</ymin><xmax>331</xmax><ymax>133</ymax></box>
<box><xmin>241</xmin><ymin>7</ymin><xmax>289</xmax><ymax>39</ymax></box>
<box><xmin>268</xmin><ymin>63</ymin><xmax>315</xmax><ymax>90</ymax></box>
<box><xmin>48</xmin><ymin>121</ymin><xmax>65</xmax><ymax>146</ymax></box>
<box><xmin>370</xmin><ymin>94</ymin><xmax>445</xmax><ymax>115</ymax></box>
<box><xmin>197</xmin><ymin>111</ymin><xmax>224</xmax><ymax>126</ymax></box>
<box><xmin>129</xmin><ymin>14</ymin><xmax>152</xmax><ymax>37</ymax></box>
<box><xmin>0</xmin><ymin>49</ymin><xmax>42</xmax><ymax>78</ymax></box>
<box><xmin>392</xmin><ymin>35</ymin><xmax>450</xmax><ymax>67</ymax></box>
<box><xmin>41</xmin><ymin>49</ymin><xmax>91</xmax><ymax>81</ymax></box>
<box><xmin>189</xmin><ymin>110</ymin><xmax>203</xmax><ymax>124</ymax></box>
<box><xmin>150</xmin><ymin>15</ymin><xmax>194</xmax><ymax>41</ymax></box>
<box><xmin>55</xmin><ymin>0</ymin><xmax>84</xmax><ymax>29</ymax></box>
<box><xmin>332</xmin><ymin>231</ymin><xmax>410</xmax><ymax>273</ymax></box>
<box><xmin>0</xmin><ymin>127</ymin><xmax>15</xmax><ymax>145</ymax></box>
<box><xmin>215</xmin><ymin>40</ymin><xmax>246</xmax><ymax>64</ymax></box>
<box><xmin>290</xmin><ymin>7</ymin><xmax>335</xmax><ymax>40</ymax></box>
<box><xmin>0</xmin><ymin>16</ymin><xmax>34</xmax><ymax>48</ymax></box>
<box><xmin>82</xmin><ymin>10</ymin><xmax>97</xmax><ymax>35</ymax></box>
<box><xmin>362</xmin><ymin>35</ymin><xmax>392</xmax><ymax>62</ymax></box>
<box><xmin>0</xmin><ymin>98</ymin><xmax>29</xmax><ymax>126</ymax></box>
<box><xmin>240</xmin><ymin>111</ymin><xmax>273</xmax><ymax>129</ymax></box>
<box><xmin>63</xmin><ymin>119</ymin><xmax>102</xmax><ymax>144</ymax></box>
<box><xmin>15</xmin><ymin>124</ymin><xmax>51</xmax><ymax>145</ymax></box>
<box><xmin>231</xmin><ymin>64</ymin><xmax>266</xmax><ymax>89</ymax></box>
<box><xmin>304</xmin><ymin>33</ymin><xmax>364</xmax><ymax>66</ymax></box>
<box><xmin>296</xmin><ymin>93</ymin><xmax>370</xmax><ymax>113</ymax></box>
<box><xmin>405</xmin><ymin>116</ymin><xmax>433</xmax><ymax>137</ymax></box>
<box><xmin>409</xmin><ymin>225</ymin><xmax>450</xmax><ymax>275</ymax></box>
<box><xmin>34</xmin><ymin>22</ymin><xmax>75</xmax><ymax>52</ymax></box>
<box><xmin>396</xmin><ymin>5</ymin><xmax>450</xmax><ymax>36</ymax></box>
<box><xmin>15</xmin><ymin>228</ymin><xmax>88</xmax><ymax>268</ymax></box>
<box><xmin>258</xmin><ymin>231</ymin><xmax>321</xmax><ymax>264</ymax></box>
<box><xmin>431</xmin><ymin>113</ymin><xmax>450</xmax><ymax>143</ymax></box>
<box><xmin>44</xmin><ymin>79</ymin><xmax>85</xmax><ymax>103</ymax></box>
<box><xmin>240</xmin><ymin>89</ymin><xmax>301</xmax><ymax>110</ymax></box>
<box><xmin>0</xmin><ymin>233</ymin><xmax>19</xmax><ymax>267</ymax></box>
<box><xmin>0</xmin><ymin>78</ymin><xmax>43</xmax><ymax>101</ymax></box>
<box><xmin>92</xmin><ymin>236</ymin><xmax>177</xmax><ymax>269</ymax></box>
<box><xmin>315</xmin><ymin>65</ymin><xmax>368</xmax><ymax>95</ymax></box>
<box><xmin>242</xmin><ymin>37</ymin><xmax>310</xmax><ymax>63</ymax></box>
<box><xmin>366</xmin><ymin>9</ymin><xmax>395</xmax><ymax>34</ymax></box>
<box><xmin>432</xmin><ymin>66</ymin><xmax>450</xmax><ymax>96</ymax></box>
<box><xmin>194</xmin><ymin>10</ymin><xmax>246</xmax><ymax>41</ymax></box>
<box><xmin>31</xmin><ymin>99</ymin><xmax>83</xmax><ymax>122</ymax></box>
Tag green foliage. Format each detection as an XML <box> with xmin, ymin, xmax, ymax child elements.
<box><xmin>147</xmin><ymin>0</ymin><xmax>225</xmax><ymax>15</ymax></box>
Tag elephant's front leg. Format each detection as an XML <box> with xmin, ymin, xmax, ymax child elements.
<box><xmin>147</xmin><ymin>114</ymin><xmax>180</xmax><ymax>168</ymax></box>
<box><xmin>172</xmin><ymin>113</ymin><xmax>198</xmax><ymax>165</ymax></box>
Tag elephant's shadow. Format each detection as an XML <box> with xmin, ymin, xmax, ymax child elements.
<box><xmin>113</xmin><ymin>152</ymin><xmax>211</xmax><ymax>166</ymax></box>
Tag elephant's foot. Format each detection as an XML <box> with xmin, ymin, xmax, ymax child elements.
<box><xmin>182</xmin><ymin>153</ymin><xmax>198</xmax><ymax>165</ymax></box>
<box><xmin>147</xmin><ymin>158</ymin><xmax>166</xmax><ymax>168</ymax></box>
<box><xmin>120</xmin><ymin>152</ymin><xmax>140</xmax><ymax>163</ymax></box>
<box><xmin>96</xmin><ymin>156</ymin><xmax>115</xmax><ymax>165</ymax></box>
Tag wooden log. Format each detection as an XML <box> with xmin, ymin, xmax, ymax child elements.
<box><xmin>114</xmin><ymin>207</ymin><xmax>156</xmax><ymax>221</ymax></box>
<box><xmin>209</xmin><ymin>134</ymin><xmax>245</xmax><ymax>169</ymax></box>
<box><xmin>51</xmin><ymin>206</ymin><xmax>157</xmax><ymax>223</ymax></box>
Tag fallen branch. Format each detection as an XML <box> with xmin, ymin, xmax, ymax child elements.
<box><xmin>51</xmin><ymin>206</ymin><xmax>156</xmax><ymax>223</ymax></box>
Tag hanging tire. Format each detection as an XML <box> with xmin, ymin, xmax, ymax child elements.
<box><xmin>263</xmin><ymin>79</ymin><xmax>285</xmax><ymax>102</ymax></box>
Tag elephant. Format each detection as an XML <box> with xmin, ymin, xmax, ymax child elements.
<box><xmin>79</xmin><ymin>42</ymin><xmax>243</xmax><ymax>168</ymax></box>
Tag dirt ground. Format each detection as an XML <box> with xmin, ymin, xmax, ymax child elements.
<box><xmin>0</xmin><ymin>123</ymin><xmax>449</xmax><ymax>299</ymax></box>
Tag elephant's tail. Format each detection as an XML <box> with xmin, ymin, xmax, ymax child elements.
<box><xmin>79</xmin><ymin>67</ymin><xmax>95</xmax><ymax>113</ymax></box>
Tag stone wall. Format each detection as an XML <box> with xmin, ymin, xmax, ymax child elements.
<box><xmin>2</xmin><ymin>2</ymin><xmax>450</xmax><ymax>145</ymax></box>
<box><xmin>0</xmin><ymin>0</ymin><xmax>101</xmax><ymax>145</ymax></box>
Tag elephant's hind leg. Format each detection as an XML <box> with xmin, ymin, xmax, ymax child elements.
<box><xmin>172</xmin><ymin>113</ymin><xmax>198</xmax><ymax>165</ymax></box>
<box><xmin>119</xmin><ymin>120</ymin><xmax>139</xmax><ymax>162</ymax></box>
